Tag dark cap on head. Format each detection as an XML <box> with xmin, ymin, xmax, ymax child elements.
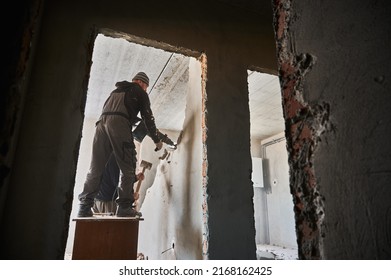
<box><xmin>132</xmin><ymin>72</ymin><xmax>149</xmax><ymax>86</ymax></box>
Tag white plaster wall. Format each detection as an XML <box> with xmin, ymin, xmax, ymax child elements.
<box><xmin>250</xmin><ymin>138</ymin><xmax>262</xmax><ymax>157</ymax></box>
<box><xmin>251</xmin><ymin>138</ymin><xmax>268</xmax><ymax>244</ymax></box>
<box><xmin>138</xmin><ymin>57</ymin><xmax>203</xmax><ymax>259</ymax></box>
<box><xmin>134</xmin><ymin>129</ymin><xmax>180</xmax><ymax>210</ymax></box>
<box><xmin>253</xmin><ymin>185</ymin><xmax>269</xmax><ymax>244</ymax></box>
<box><xmin>252</xmin><ymin>133</ymin><xmax>295</xmax><ymax>247</ymax></box>
<box><xmin>261</xmin><ymin>132</ymin><xmax>296</xmax><ymax>249</ymax></box>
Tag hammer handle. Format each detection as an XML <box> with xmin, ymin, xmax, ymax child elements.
<box><xmin>135</xmin><ymin>166</ymin><xmax>146</xmax><ymax>194</ymax></box>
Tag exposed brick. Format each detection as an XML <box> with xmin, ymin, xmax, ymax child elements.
<box><xmin>272</xmin><ymin>0</ymin><xmax>331</xmax><ymax>259</ymax></box>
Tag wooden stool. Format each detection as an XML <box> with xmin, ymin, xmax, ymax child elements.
<box><xmin>72</xmin><ymin>215</ymin><xmax>143</xmax><ymax>260</ymax></box>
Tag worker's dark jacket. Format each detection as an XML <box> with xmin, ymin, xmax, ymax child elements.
<box><xmin>100</xmin><ymin>81</ymin><xmax>160</xmax><ymax>143</ymax></box>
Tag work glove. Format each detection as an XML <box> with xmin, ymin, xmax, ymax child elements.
<box><xmin>160</xmin><ymin>134</ymin><xmax>177</xmax><ymax>150</ymax></box>
<box><xmin>161</xmin><ymin>134</ymin><xmax>175</xmax><ymax>146</ymax></box>
<box><xmin>154</xmin><ymin>141</ymin><xmax>163</xmax><ymax>151</ymax></box>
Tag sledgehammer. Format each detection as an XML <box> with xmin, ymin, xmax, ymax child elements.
<box><xmin>134</xmin><ymin>160</ymin><xmax>152</xmax><ymax>201</ymax></box>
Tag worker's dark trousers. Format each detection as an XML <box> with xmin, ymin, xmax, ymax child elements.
<box><xmin>78</xmin><ymin>115</ymin><xmax>136</xmax><ymax>208</ymax></box>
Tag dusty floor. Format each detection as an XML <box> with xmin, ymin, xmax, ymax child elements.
<box><xmin>64</xmin><ymin>244</ymin><xmax>298</xmax><ymax>260</ymax></box>
<box><xmin>256</xmin><ymin>244</ymin><xmax>298</xmax><ymax>260</ymax></box>
<box><xmin>64</xmin><ymin>252</ymin><xmax>72</xmax><ymax>260</ymax></box>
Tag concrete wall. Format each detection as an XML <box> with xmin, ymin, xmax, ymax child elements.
<box><xmin>273</xmin><ymin>0</ymin><xmax>391</xmax><ymax>259</ymax></box>
<box><xmin>0</xmin><ymin>0</ymin><xmax>276</xmax><ymax>259</ymax></box>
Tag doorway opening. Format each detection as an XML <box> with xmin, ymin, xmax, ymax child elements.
<box><xmin>65</xmin><ymin>31</ymin><xmax>205</xmax><ymax>259</ymax></box>
<box><xmin>248</xmin><ymin>69</ymin><xmax>298</xmax><ymax>260</ymax></box>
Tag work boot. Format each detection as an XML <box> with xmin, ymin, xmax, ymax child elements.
<box><xmin>116</xmin><ymin>206</ymin><xmax>142</xmax><ymax>218</ymax></box>
<box><xmin>77</xmin><ymin>204</ymin><xmax>93</xmax><ymax>217</ymax></box>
